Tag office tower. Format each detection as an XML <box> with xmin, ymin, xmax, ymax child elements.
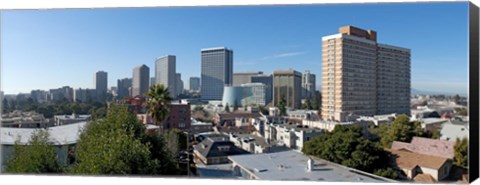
<box><xmin>156</xmin><ymin>55</ymin><xmax>177</xmax><ymax>97</ymax></box>
<box><xmin>176</xmin><ymin>73</ymin><xmax>184</xmax><ymax>96</ymax></box>
<box><xmin>233</xmin><ymin>71</ymin><xmax>263</xmax><ymax>86</ymax></box>
<box><xmin>201</xmin><ymin>47</ymin><xmax>233</xmax><ymax>100</ymax></box>
<box><xmin>321</xmin><ymin>26</ymin><xmax>410</xmax><ymax>122</ymax></box>
<box><xmin>222</xmin><ymin>83</ymin><xmax>269</xmax><ymax>108</ymax></box>
<box><xmin>74</xmin><ymin>88</ymin><xmax>96</xmax><ymax>103</ymax></box>
<box><xmin>302</xmin><ymin>71</ymin><xmax>316</xmax><ymax>99</ymax></box>
<box><xmin>251</xmin><ymin>74</ymin><xmax>273</xmax><ymax>105</ymax></box>
<box><xmin>94</xmin><ymin>71</ymin><xmax>108</xmax><ymax>102</ymax></box>
<box><xmin>117</xmin><ymin>78</ymin><xmax>132</xmax><ymax>99</ymax></box>
<box><xmin>30</xmin><ymin>90</ymin><xmax>48</xmax><ymax>103</ymax></box>
<box><xmin>132</xmin><ymin>64</ymin><xmax>150</xmax><ymax>97</ymax></box>
<box><xmin>150</xmin><ymin>77</ymin><xmax>156</xmax><ymax>87</ymax></box>
<box><xmin>189</xmin><ymin>77</ymin><xmax>200</xmax><ymax>91</ymax></box>
<box><xmin>272</xmin><ymin>70</ymin><xmax>302</xmax><ymax>109</ymax></box>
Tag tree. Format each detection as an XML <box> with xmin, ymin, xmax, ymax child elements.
<box><xmin>163</xmin><ymin>129</ymin><xmax>187</xmax><ymax>157</ymax></box>
<box><xmin>225</xmin><ymin>103</ymin><xmax>230</xmax><ymax>112</ymax></box>
<box><xmin>431</xmin><ymin>130</ymin><xmax>441</xmax><ymax>139</ymax></box>
<box><xmin>302</xmin><ymin>99</ymin><xmax>312</xmax><ymax>110</ymax></box>
<box><xmin>374</xmin><ymin>167</ymin><xmax>399</xmax><ymax>180</ymax></box>
<box><xmin>145</xmin><ymin>84</ymin><xmax>172</xmax><ymax>127</ymax></box>
<box><xmin>303</xmin><ymin>125</ymin><xmax>390</xmax><ymax>173</ymax></box>
<box><xmin>5</xmin><ymin>130</ymin><xmax>63</xmax><ymax>173</ymax></box>
<box><xmin>233</xmin><ymin>101</ymin><xmax>239</xmax><ymax>111</ymax></box>
<box><xmin>380</xmin><ymin>114</ymin><xmax>419</xmax><ymax>148</ymax></box>
<box><xmin>454</xmin><ymin>107</ymin><xmax>468</xmax><ymax>116</ymax></box>
<box><xmin>72</xmin><ymin>105</ymin><xmax>179</xmax><ymax>175</ymax></box>
<box><xmin>278</xmin><ymin>96</ymin><xmax>287</xmax><ymax>116</ymax></box>
<box><xmin>454</xmin><ymin>137</ymin><xmax>468</xmax><ymax>168</ymax></box>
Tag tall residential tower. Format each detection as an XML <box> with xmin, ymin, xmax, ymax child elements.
<box><xmin>321</xmin><ymin>26</ymin><xmax>410</xmax><ymax>122</ymax></box>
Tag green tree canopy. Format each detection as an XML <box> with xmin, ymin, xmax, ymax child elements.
<box><xmin>379</xmin><ymin>114</ymin><xmax>424</xmax><ymax>148</ymax></box>
<box><xmin>302</xmin><ymin>125</ymin><xmax>390</xmax><ymax>174</ymax></box>
<box><xmin>454</xmin><ymin>137</ymin><xmax>468</xmax><ymax>168</ymax></box>
<box><xmin>5</xmin><ymin>130</ymin><xmax>63</xmax><ymax>173</ymax></box>
<box><xmin>71</xmin><ymin>105</ymin><xmax>179</xmax><ymax>175</ymax></box>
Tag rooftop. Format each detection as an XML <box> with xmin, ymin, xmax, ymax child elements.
<box><xmin>193</xmin><ymin>137</ymin><xmax>249</xmax><ymax>158</ymax></box>
<box><xmin>228</xmin><ymin>150</ymin><xmax>394</xmax><ymax>182</ymax></box>
<box><xmin>440</xmin><ymin>123</ymin><xmax>469</xmax><ymax>141</ymax></box>
<box><xmin>1</xmin><ymin>121</ymin><xmax>88</xmax><ymax>145</ymax></box>
<box><xmin>391</xmin><ymin>137</ymin><xmax>455</xmax><ymax>159</ymax></box>
<box><xmin>385</xmin><ymin>148</ymin><xmax>449</xmax><ymax>170</ymax></box>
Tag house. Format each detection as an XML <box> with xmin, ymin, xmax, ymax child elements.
<box><xmin>190</xmin><ymin>119</ymin><xmax>213</xmax><ymax>134</ymax></box>
<box><xmin>229</xmin><ymin>133</ymin><xmax>277</xmax><ymax>154</ymax></box>
<box><xmin>419</xmin><ymin>118</ymin><xmax>448</xmax><ymax>132</ymax></box>
<box><xmin>213</xmin><ymin>110</ymin><xmax>262</xmax><ymax>127</ymax></box>
<box><xmin>391</xmin><ymin>137</ymin><xmax>455</xmax><ymax>159</ymax></box>
<box><xmin>385</xmin><ymin>148</ymin><xmax>452</xmax><ymax>182</ymax></box>
<box><xmin>193</xmin><ymin>137</ymin><xmax>248</xmax><ymax>165</ymax></box>
<box><xmin>265</xmin><ymin>123</ymin><xmax>323</xmax><ymax>151</ymax></box>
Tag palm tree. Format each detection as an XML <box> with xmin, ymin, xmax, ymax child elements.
<box><xmin>145</xmin><ymin>84</ymin><xmax>173</xmax><ymax>133</ymax></box>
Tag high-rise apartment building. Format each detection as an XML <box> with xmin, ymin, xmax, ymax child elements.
<box><xmin>117</xmin><ymin>78</ymin><xmax>132</xmax><ymax>99</ymax></box>
<box><xmin>95</xmin><ymin>71</ymin><xmax>108</xmax><ymax>102</ymax></box>
<box><xmin>233</xmin><ymin>71</ymin><xmax>263</xmax><ymax>86</ymax></box>
<box><xmin>201</xmin><ymin>47</ymin><xmax>233</xmax><ymax>100</ymax></box>
<box><xmin>189</xmin><ymin>77</ymin><xmax>200</xmax><ymax>91</ymax></box>
<box><xmin>321</xmin><ymin>26</ymin><xmax>410</xmax><ymax>122</ymax></box>
<box><xmin>272</xmin><ymin>70</ymin><xmax>302</xmax><ymax>109</ymax></box>
<box><xmin>132</xmin><ymin>64</ymin><xmax>150</xmax><ymax>97</ymax></box>
<box><xmin>156</xmin><ymin>55</ymin><xmax>177</xmax><ymax>97</ymax></box>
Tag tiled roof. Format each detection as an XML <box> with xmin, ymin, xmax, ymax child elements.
<box><xmin>390</xmin><ymin>137</ymin><xmax>455</xmax><ymax>159</ymax></box>
<box><xmin>414</xmin><ymin>173</ymin><xmax>436</xmax><ymax>183</ymax></box>
<box><xmin>385</xmin><ymin>148</ymin><xmax>449</xmax><ymax>170</ymax></box>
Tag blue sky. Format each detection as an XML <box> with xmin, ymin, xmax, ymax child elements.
<box><xmin>1</xmin><ymin>2</ymin><xmax>469</xmax><ymax>95</ymax></box>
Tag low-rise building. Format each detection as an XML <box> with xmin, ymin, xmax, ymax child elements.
<box><xmin>1</xmin><ymin>122</ymin><xmax>88</xmax><ymax>170</ymax></box>
<box><xmin>54</xmin><ymin>114</ymin><xmax>91</xmax><ymax>126</ymax></box>
<box><xmin>229</xmin><ymin>133</ymin><xmax>277</xmax><ymax>154</ymax></box>
<box><xmin>229</xmin><ymin>150</ymin><xmax>395</xmax><ymax>182</ymax></box>
<box><xmin>193</xmin><ymin>137</ymin><xmax>249</xmax><ymax>165</ymax></box>
<box><xmin>190</xmin><ymin>119</ymin><xmax>213</xmax><ymax>134</ymax></box>
<box><xmin>419</xmin><ymin>118</ymin><xmax>449</xmax><ymax>132</ymax></box>
<box><xmin>1</xmin><ymin>111</ymin><xmax>51</xmax><ymax>128</ymax></box>
<box><xmin>266</xmin><ymin>123</ymin><xmax>323</xmax><ymax>151</ymax></box>
<box><xmin>214</xmin><ymin>110</ymin><xmax>262</xmax><ymax>127</ymax></box>
<box><xmin>356</xmin><ymin>113</ymin><xmax>397</xmax><ymax>126</ymax></box>
<box><xmin>137</xmin><ymin>101</ymin><xmax>191</xmax><ymax>132</ymax></box>
<box><xmin>287</xmin><ymin>110</ymin><xmax>319</xmax><ymax>121</ymax></box>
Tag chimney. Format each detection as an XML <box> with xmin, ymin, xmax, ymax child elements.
<box><xmin>307</xmin><ymin>158</ymin><xmax>314</xmax><ymax>172</ymax></box>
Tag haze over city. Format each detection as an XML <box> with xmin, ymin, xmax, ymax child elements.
<box><xmin>1</xmin><ymin>2</ymin><xmax>468</xmax><ymax>95</ymax></box>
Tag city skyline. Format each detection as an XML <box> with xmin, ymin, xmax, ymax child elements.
<box><xmin>2</xmin><ymin>2</ymin><xmax>469</xmax><ymax>95</ymax></box>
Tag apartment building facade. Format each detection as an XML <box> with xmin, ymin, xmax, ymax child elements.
<box><xmin>321</xmin><ymin>26</ymin><xmax>410</xmax><ymax>122</ymax></box>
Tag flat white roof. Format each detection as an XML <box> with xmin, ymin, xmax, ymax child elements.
<box><xmin>1</xmin><ymin>121</ymin><xmax>87</xmax><ymax>145</ymax></box>
<box><xmin>229</xmin><ymin>150</ymin><xmax>395</xmax><ymax>182</ymax></box>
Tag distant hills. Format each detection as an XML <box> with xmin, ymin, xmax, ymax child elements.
<box><xmin>411</xmin><ymin>88</ymin><xmax>466</xmax><ymax>97</ymax></box>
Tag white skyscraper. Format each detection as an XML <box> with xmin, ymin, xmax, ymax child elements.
<box><xmin>156</xmin><ymin>55</ymin><xmax>177</xmax><ymax>98</ymax></box>
<box><xmin>132</xmin><ymin>64</ymin><xmax>150</xmax><ymax>97</ymax></box>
